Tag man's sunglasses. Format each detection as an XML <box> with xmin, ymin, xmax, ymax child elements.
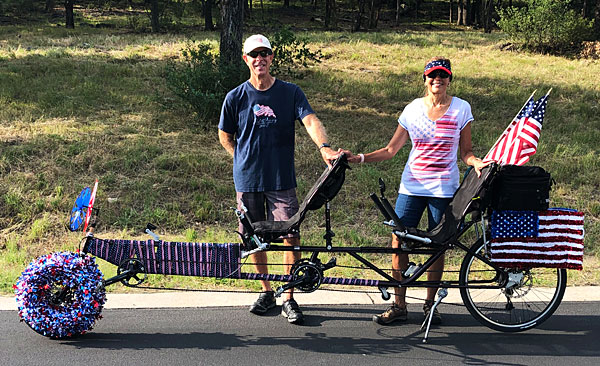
<box><xmin>246</xmin><ymin>49</ymin><xmax>273</xmax><ymax>58</ymax></box>
<box><xmin>426</xmin><ymin>70</ymin><xmax>451</xmax><ymax>79</ymax></box>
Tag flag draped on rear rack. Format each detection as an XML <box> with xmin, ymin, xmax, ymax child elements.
<box><xmin>490</xmin><ymin>209</ymin><xmax>584</xmax><ymax>270</ymax></box>
<box><xmin>484</xmin><ymin>89</ymin><xmax>550</xmax><ymax>166</ymax></box>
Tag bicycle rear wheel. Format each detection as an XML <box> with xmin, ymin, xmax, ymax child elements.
<box><xmin>459</xmin><ymin>239</ymin><xmax>566</xmax><ymax>332</ymax></box>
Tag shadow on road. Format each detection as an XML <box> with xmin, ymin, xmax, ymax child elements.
<box><xmin>61</xmin><ymin>309</ymin><xmax>600</xmax><ymax>365</ymax></box>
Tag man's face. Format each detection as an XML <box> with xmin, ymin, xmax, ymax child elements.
<box><xmin>243</xmin><ymin>47</ymin><xmax>273</xmax><ymax>77</ymax></box>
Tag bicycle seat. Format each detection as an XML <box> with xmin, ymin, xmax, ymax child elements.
<box><xmin>249</xmin><ymin>154</ymin><xmax>350</xmax><ymax>242</ymax></box>
<box><xmin>408</xmin><ymin>164</ymin><xmax>497</xmax><ymax>244</ymax></box>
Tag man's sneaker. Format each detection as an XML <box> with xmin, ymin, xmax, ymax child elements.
<box><xmin>423</xmin><ymin>300</ymin><xmax>442</xmax><ymax>325</ymax></box>
<box><xmin>281</xmin><ymin>299</ymin><xmax>304</xmax><ymax>324</ymax></box>
<box><xmin>372</xmin><ymin>303</ymin><xmax>408</xmax><ymax>325</ymax></box>
<box><xmin>249</xmin><ymin>291</ymin><xmax>276</xmax><ymax>314</ymax></box>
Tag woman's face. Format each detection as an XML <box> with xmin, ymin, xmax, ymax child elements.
<box><xmin>424</xmin><ymin>70</ymin><xmax>451</xmax><ymax>95</ymax></box>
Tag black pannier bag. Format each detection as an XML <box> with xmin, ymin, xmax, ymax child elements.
<box><xmin>491</xmin><ymin>165</ymin><xmax>552</xmax><ymax>211</ymax></box>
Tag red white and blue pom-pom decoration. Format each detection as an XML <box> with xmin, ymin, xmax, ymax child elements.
<box><xmin>14</xmin><ymin>252</ymin><xmax>106</xmax><ymax>338</ymax></box>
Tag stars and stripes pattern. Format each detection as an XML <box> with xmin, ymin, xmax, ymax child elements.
<box><xmin>490</xmin><ymin>209</ymin><xmax>584</xmax><ymax>270</ymax></box>
<box><xmin>484</xmin><ymin>90</ymin><xmax>549</xmax><ymax>166</ymax></box>
<box><xmin>253</xmin><ymin>104</ymin><xmax>276</xmax><ymax>118</ymax></box>
<box><xmin>408</xmin><ymin>110</ymin><xmax>460</xmax><ymax>182</ymax></box>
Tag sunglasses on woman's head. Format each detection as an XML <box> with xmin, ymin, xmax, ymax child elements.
<box><xmin>246</xmin><ymin>49</ymin><xmax>273</xmax><ymax>58</ymax></box>
<box><xmin>426</xmin><ymin>70</ymin><xmax>450</xmax><ymax>79</ymax></box>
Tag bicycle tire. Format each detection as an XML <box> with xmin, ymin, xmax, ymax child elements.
<box><xmin>459</xmin><ymin>239</ymin><xmax>566</xmax><ymax>332</ymax></box>
<box><xmin>15</xmin><ymin>252</ymin><xmax>106</xmax><ymax>338</ymax></box>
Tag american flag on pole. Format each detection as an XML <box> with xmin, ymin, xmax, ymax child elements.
<box><xmin>484</xmin><ymin>90</ymin><xmax>550</xmax><ymax>166</ymax></box>
<box><xmin>490</xmin><ymin>209</ymin><xmax>584</xmax><ymax>270</ymax></box>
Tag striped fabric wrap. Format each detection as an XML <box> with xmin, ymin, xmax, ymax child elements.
<box><xmin>86</xmin><ymin>239</ymin><xmax>241</xmax><ymax>278</ymax></box>
<box><xmin>239</xmin><ymin>273</ymin><xmax>380</xmax><ymax>287</ymax></box>
<box><xmin>490</xmin><ymin>209</ymin><xmax>584</xmax><ymax>270</ymax></box>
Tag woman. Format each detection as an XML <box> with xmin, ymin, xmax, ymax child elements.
<box><xmin>347</xmin><ymin>57</ymin><xmax>490</xmax><ymax>325</ymax></box>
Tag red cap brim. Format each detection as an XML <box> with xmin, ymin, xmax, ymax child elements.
<box><xmin>424</xmin><ymin>66</ymin><xmax>452</xmax><ymax>75</ymax></box>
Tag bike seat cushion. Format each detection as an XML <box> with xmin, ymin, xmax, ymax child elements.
<box><xmin>249</xmin><ymin>154</ymin><xmax>350</xmax><ymax>240</ymax></box>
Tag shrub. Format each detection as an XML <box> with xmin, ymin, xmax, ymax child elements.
<box><xmin>164</xmin><ymin>42</ymin><xmax>247</xmax><ymax>129</ymax></box>
<box><xmin>164</xmin><ymin>29</ymin><xmax>322</xmax><ymax>128</ymax></box>
<box><xmin>497</xmin><ymin>0</ymin><xmax>594</xmax><ymax>54</ymax></box>
<box><xmin>269</xmin><ymin>27</ymin><xmax>322</xmax><ymax>77</ymax></box>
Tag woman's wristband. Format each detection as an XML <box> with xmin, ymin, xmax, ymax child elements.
<box><xmin>359</xmin><ymin>153</ymin><xmax>365</xmax><ymax>163</ymax></box>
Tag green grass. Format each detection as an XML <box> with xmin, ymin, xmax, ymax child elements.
<box><xmin>1</xmin><ymin>16</ymin><xmax>600</xmax><ymax>294</ymax></box>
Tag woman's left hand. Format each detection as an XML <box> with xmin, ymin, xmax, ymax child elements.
<box><xmin>472</xmin><ymin>157</ymin><xmax>492</xmax><ymax>177</ymax></box>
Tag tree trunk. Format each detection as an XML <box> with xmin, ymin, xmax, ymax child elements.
<box><xmin>463</xmin><ymin>0</ymin><xmax>470</xmax><ymax>25</ymax></box>
<box><xmin>220</xmin><ymin>0</ymin><xmax>244</xmax><ymax>69</ymax></box>
<box><xmin>325</xmin><ymin>0</ymin><xmax>336</xmax><ymax>29</ymax></box>
<box><xmin>471</xmin><ymin>0</ymin><xmax>481</xmax><ymax>27</ymax></box>
<box><xmin>483</xmin><ymin>0</ymin><xmax>493</xmax><ymax>33</ymax></box>
<box><xmin>204</xmin><ymin>0</ymin><xmax>214</xmax><ymax>30</ymax></box>
<box><xmin>457</xmin><ymin>0</ymin><xmax>464</xmax><ymax>25</ymax></box>
<box><xmin>46</xmin><ymin>0</ymin><xmax>55</xmax><ymax>12</ymax></box>
<box><xmin>284</xmin><ymin>0</ymin><xmax>290</xmax><ymax>7</ymax></box>
<box><xmin>354</xmin><ymin>0</ymin><xmax>366</xmax><ymax>31</ymax></box>
<box><xmin>449</xmin><ymin>0</ymin><xmax>454</xmax><ymax>24</ymax></box>
<box><xmin>64</xmin><ymin>0</ymin><xmax>74</xmax><ymax>29</ymax></box>
<box><xmin>150</xmin><ymin>0</ymin><xmax>160</xmax><ymax>32</ymax></box>
<box><xmin>594</xmin><ymin>0</ymin><xmax>600</xmax><ymax>37</ymax></box>
<box><xmin>368</xmin><ymin>0</ymin><xmax>380</xmax><ymax>29</ymax></box>
<box><xmin>396</xmin><ymin>0</ymin><xmax>401</xmax><ymax>26</ymax></box>
<box><xmin>414</xmin><ymin>0</ymin><xmax>420</xmax><ymax>19</ymax></box>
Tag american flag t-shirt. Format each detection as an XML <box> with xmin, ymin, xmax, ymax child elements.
<box><xmin>490</xmin><ymin>209</ymin><xmax>584</xmax><ymax>270</ymax></box>
<box><xmin>398</xmin><ymin>97</ymin><xmax>473</xmax><ymax>197</ymax></box>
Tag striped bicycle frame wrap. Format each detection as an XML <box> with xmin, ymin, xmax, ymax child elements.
<box><xmin>85</xmin><ymin>238</ymin><xmax>380</xmax><ymax>286</ymax></box>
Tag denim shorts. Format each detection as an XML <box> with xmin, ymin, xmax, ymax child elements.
<box><xmin>394</xmin><ymin>193</ymin><xmax>452</xmax><ymax>231</ymax></box>
<box><xmin>236</xmin><ymin>188</ymin><xmax>300</xmax><ymax>238</ymax></box>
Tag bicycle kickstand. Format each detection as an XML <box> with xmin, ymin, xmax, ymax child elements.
<box><xmin>421</xmin><ymin>287</ymin><xmax>448</xmax><ymax>343</ymax></box>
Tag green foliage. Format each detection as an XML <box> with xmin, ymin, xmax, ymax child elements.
<box><xmin>164</xmin><ymin>42</ymin><xmax>247</xmax><ymax>129</ymax></box>
<box><xmin>163</xmin><ymin>28</ymin><xmax>322</xmax><ymax>128</ymax></box>
<box><xmin>497</xmin><ymin>0</ymin><xmax>594</xmax><ymax>53</ymax></box>
<box><xmin>269</xmin><ymin>27</ymin><xmax>323</xmax><ymax>77</ymax></box>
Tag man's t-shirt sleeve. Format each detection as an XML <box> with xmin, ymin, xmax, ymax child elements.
<box><xmin>218</xmin><ymin>91</ymin><xmax>237</xmax><ymax>134</ymax></box>
<box><xmin>294</xmin><ymin>86</ymin><xmax>315</xmax><ymax>121</ymax></box>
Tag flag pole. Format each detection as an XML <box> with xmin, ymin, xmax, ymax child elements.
<box><xmin>484</xmin><ymin>90</ymin><xmax>537</xmax><ymax>160</ymax></box>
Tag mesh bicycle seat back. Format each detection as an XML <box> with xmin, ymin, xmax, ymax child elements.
<box><xmin>250</xmin><ymin>154</ymin><xmax>350</xmax><ymax>241</ymax></box>
<box><xmin>415</xmin><ymin>164</ymin><xmax>497</xmax><ymax>244</ymax></box>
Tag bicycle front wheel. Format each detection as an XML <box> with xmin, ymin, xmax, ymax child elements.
<box><xmin>459</xmin><ymin>239</ymin><xmax>566</xmax><ymax>332</ymax></box>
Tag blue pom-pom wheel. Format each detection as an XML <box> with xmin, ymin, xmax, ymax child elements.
<box><xmin>15</xmin><ymin>252</ymin><xmax>106</xmax><ymax>338</ymax></box>
<box><xmin>69</xmin><ymin>187</ymin><xmax>91</xmax><ymax>232</ymax></box>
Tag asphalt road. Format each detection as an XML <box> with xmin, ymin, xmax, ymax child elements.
<box><xmin>1</xmin><ymin>302</ymin><xmax>599</xmax><ymax>366</ymax></box>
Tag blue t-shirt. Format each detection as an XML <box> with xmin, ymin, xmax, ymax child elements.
<box><xmin>219</xmin><ymin>79</ymin><xmax>315</xmax><ymax>192</ymax></box>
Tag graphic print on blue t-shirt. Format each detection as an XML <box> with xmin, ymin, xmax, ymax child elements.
<box><xmin>253</xmin><ymin>104</ymin><xmax>277</xmax><ymax>128</ymax></box>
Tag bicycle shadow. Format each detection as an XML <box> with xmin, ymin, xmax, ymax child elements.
<box><xmin>60</xmin><ymin>305</ymin><xmax>600</xmax><ymax>364</ymax></box>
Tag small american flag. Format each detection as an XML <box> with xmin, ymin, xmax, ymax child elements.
<box><xmin>484</xmin><ymin>90</ymin><xmax>549</xmax><ymax>166</ymax></box>
<box><xmin>253</xmin><ymin>104</ymin><xmax>276</xmax><ymax>118</ymax></box>
<box><xmin>490</xmin><ymin>209</ymin><xmax>584</xmax><ymax>270</ymax></box>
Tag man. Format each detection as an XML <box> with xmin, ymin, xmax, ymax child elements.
<box><xmin>218</xmin><ymin>34</ymin><xmax>339</xmax><ymax>324</ymax></box>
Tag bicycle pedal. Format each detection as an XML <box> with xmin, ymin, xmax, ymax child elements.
<box><xmin>403</xmin><ymin>263</ymin><xmax>420</xmax><ymax>278</ymax></box>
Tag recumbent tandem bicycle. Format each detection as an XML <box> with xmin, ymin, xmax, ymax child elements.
<box><xmin>15</xmin><ymin>154</ymin><xmax>583</xmax><ymax>342</ymax></box>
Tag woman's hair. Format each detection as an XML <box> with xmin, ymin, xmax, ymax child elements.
<box><xmin>423</xmin><ymin>56</ymin><xmax>452</xmax><ymax>96</ymax></box>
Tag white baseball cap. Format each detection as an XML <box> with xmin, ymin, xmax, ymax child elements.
<box><xmin>243</xmin><ymin>34</ymin><xmax>272</xmax><ymax>54</ymax></box>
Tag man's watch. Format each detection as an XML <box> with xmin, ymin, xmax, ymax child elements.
<box><xmin>318</xmin><ymin>143</ymin><xmax>331</xmax><ymax>150</ymax></box>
